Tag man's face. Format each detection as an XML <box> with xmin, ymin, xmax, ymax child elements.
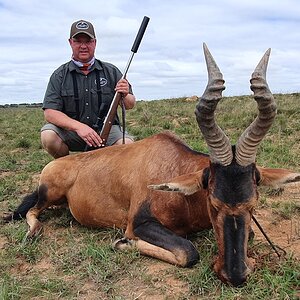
<box><xmin>69</xmin><ymin>33</ymin><xmax>96</xmax><ymax>63</ymax></box>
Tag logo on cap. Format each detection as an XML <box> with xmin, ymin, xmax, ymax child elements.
<box><xmin>76</xmin><ymin>21</ymin><xmax>89</xmax><ymax>30</ymax></box>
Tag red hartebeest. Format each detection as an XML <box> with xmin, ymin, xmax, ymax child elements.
<box><xmin>5</xmin><ymin>44</ymin><xmax>300</xmax><ymax>286</ymax></box>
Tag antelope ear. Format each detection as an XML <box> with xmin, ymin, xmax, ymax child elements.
<box><xmin>256</xmin><ymin>166</ymin><xmax>300</xmax><ymax>188</ymax></box>
<box><xmin>148</xmin><ymin>170</ymin><xmax>205</xmax><ymax>195</ymax></box>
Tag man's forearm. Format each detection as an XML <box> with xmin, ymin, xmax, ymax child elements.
<box><xmin>44</xmin><ymin>109</ymin><xmax>82</xmax><ymax>132</ymax></box>
<box><xmin>123</xmin><ymin>94</ymin><xmax>136</xmax><ymax>110</ymax></box>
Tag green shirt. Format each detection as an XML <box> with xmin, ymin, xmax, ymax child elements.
<box><xmin>43</xmin><ymin>59</ymin><xmax>133</xmax><ymax>127</ymax></box>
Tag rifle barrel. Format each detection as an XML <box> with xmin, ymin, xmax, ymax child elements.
<box><xmin>122</xmin><ymin>52</ymin><xmax>135</xmax><ymax>79</ymax></box>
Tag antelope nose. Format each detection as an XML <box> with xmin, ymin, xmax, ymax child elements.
<box><xmin>229</xmin><ymin>273</ymin><xmax>247</xmax><ymax>287</ymax></box>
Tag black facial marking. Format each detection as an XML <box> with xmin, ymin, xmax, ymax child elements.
<box><xmin>223</xmin><ymin>215</ymin><xmax>247</xmax><ymax>286</ymax></box>
<box><xmin>202</xmin><ymin>167</ymin><xmax>210</xmax><ymax>189</ymax></box>
<box><xmin>255</xmin><ymin>167</ymin><xmax>261</xmax><ymax>185</ymax></box>
<box><xmin>212</xmin><ymin>162</ymin><xmax>256</xmax><ymax>206</ymax></box>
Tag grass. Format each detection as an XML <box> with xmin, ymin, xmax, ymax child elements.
<box><xmin>0</xmin><ymin>93</ymin><xmax>300</xmax><ymax>299</ymax></box>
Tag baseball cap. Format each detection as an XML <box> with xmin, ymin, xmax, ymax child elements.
<box><xmin>70</xmin><ymin>20</ymin><xmax>96</xmax><ymax>39</ymax></box>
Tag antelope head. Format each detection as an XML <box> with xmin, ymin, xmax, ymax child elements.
<box><xmin>195</xmin><ymin>43</ymin><xmax>277</xmax><ymax>286</ymax></box>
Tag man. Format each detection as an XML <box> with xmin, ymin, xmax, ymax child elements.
<box><xmin>41</xmin><ymin>20</ymin><xmax>136</xmax><ymax>158</ymax></box>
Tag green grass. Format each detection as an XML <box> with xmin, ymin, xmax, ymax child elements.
<box><xmin>0</xmin><ymin>94</ymin><xmax>300</xmax><ymax>299</ymax></box>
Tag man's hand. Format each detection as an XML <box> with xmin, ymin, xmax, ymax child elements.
<box><xmin>115</xmin><ymin>79</ymin><xmax>136</xmax><ymax>109</ymax></box>
<box><xmin>115</xmin><ymin>79</ymin><xmax>130</xmax><ymax>97</ymax></box>
<box><xmin>44</xmin><ymin>109</ymin><xmax>104</xmax><ymax>148</ymax></box>
<box><xmin>75</xmin><ymin>123</ymin><xmax>103</xmax><ymax>148</ymax></box>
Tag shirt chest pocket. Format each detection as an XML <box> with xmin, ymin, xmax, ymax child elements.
<box><xmin>61</xmin><ymin>89</ymin><xmax>78</xmax><ymax>119</ymax></box>
<box><xmin>91</xmin><ymin>86</ymin><xmax>113</xmax><ymax>105</ymax></box>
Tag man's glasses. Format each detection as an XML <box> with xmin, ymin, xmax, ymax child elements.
<box><xmin>71</xmin><ymin>39</ymin><xmax>95</xmax><ymax>46</ymax></box>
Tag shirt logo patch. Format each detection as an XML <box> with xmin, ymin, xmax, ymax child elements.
<box><xmin>95</xmin><ymin>78</ymin><xmax>107</xmax><ymax>86</ymax></box>
<box><xmin>76</xmin><ymin>21</ymin><xmax>89</xmax><ymax>30</ymax></box>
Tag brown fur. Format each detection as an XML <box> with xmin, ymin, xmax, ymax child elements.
<box><xmin>34</xmin><ymin>132</ymin><xmax>210</xmax><ymax>236</ymax></box>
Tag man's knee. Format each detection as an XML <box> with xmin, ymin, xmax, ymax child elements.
<box><xmin>41</xmin><ymin>130</ymin><xmax>69</xmax><ymax>158</ymax></box>
<box><xmin>41</xmin><ymin>130</ymin><xmax>61</xmax><ymax>147</ymax></box>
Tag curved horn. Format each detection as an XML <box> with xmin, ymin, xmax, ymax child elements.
<box><xmin>235</xmin><ymin>49</ymin><xmax>277</xmax><ymax>166</ymax></box>
<box><xmin>195</xmin><ymin>43</ymin><xmax>233</xmax><ymax>166</ymax></box>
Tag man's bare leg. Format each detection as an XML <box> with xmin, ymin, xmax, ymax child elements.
<box><xmin>41</xmin><ymin>130</ymin><xmax>69</xmax><ymax>158</ymax></box>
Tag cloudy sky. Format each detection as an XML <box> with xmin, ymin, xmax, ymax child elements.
<box><xmin>1</xmin><ymin>0</ymin><xmax>299</xmax><ymax>104</ymax></box>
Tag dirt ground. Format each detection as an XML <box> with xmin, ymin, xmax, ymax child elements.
<box><xmin>254</xmin><ymin>183</ymin><xmax>300</xmax><ymax>259</ymax></box>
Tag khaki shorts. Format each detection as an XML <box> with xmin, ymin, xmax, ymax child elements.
<box><xmin>41</xmin><ymin>123</ymin><xmax>134</xmax><ymax>152</ymax></box>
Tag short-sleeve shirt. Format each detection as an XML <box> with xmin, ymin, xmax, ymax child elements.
<box><xmin>43</xmin><ymin>59</ymin><xmax>133</xmax><ymax>127</ymax></box>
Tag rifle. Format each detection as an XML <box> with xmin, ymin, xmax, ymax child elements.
<box><xmin>85</xmin><ymin>16</ymin><xmax>150</xmax><ymax>151</ymax></box>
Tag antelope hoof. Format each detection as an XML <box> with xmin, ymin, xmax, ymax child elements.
<box><xmin>112</xmin><ymin>238</ymin><xmax>135</xmax><ymax>250</ymax></box>
<box><xmin>2</xmin><ymin>212</ymin><xmax>14</xmax><ymax>223</ymax></box>
<box><xmin>26</xmin><ymin>222</ymin><xmax>43</xmax><ymax>238</ymax></box>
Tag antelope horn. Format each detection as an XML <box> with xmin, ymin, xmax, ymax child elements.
<box><xmin>235</xmin><ymin>49</ymin><xmax>277</xmax><ymax>166</ymax></box>
<box><xmin>195</xmin><ymin>43</ymin><xmax>233</xmax><ymax>166</ymax></box>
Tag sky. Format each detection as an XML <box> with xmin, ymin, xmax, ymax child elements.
<box><xmin>1</xmin><ymin>0</ymin><xmax>300</xmax><ymax>104</ymax></box>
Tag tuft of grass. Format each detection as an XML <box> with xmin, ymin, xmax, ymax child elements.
<box><xmin>271</xmin><ymin>200</ymin><xmax>300</xmax><ymax>219</ymax></box>
<box><xmin>16</xmin><ymin>137</ymin><xmax>31</xmax><ymax>149</ymax></box>
<box><xmin>0</xmin><ymin>274</ymin><xmax>22</xmax><ymax>300</ymax></box>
